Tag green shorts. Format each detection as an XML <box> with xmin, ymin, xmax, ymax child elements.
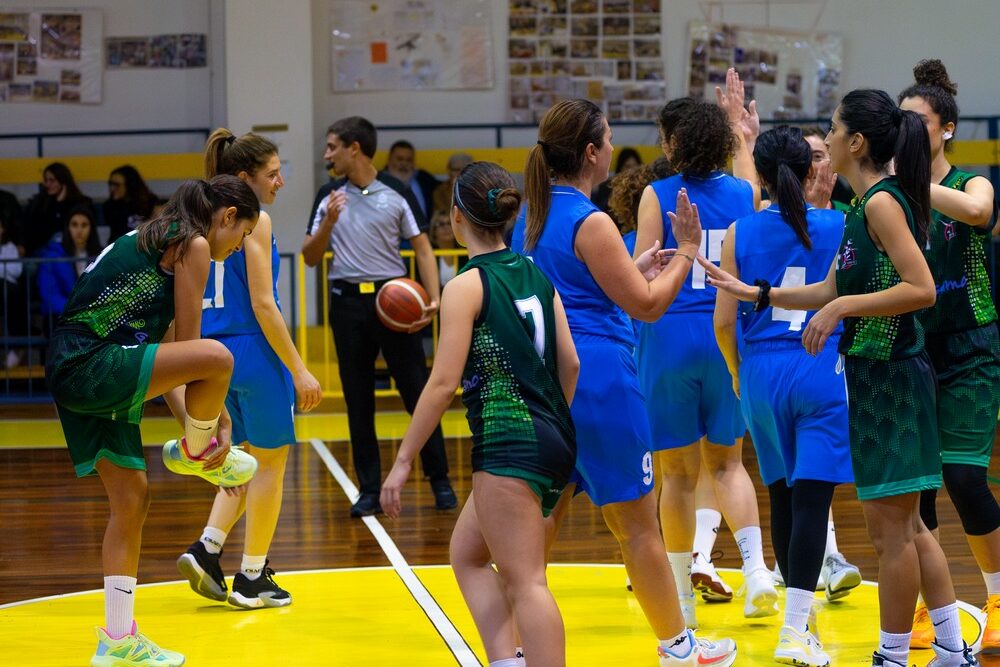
<box><xmin>481</xmin><ymin>467</ymin><xmax>565</xmax><ymax>517</ymax></box>
<box><xmin>47</xmin><ymin>334</ymin><xmax>159</xmax><ymax>476</ymax></box>
<box><xmin>926</xmin><ymin>324</ymin><xmax>1000</xmax><ymax>468</ymax></box>
<box><xmin>845</xmin><ymin>353</ymin><xmax>942</xmax><ymax>500</ymax></box>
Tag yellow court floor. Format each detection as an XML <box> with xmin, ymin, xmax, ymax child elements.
<box><xmin>0</xmin><ymin>565</ymin><xmax>986</xmax><ymax>666</ymax></box>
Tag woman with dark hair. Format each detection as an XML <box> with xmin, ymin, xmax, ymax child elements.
<box><xmin>47</xmin><ymin>175</ymin><xmax>260</xmax><ymax>667</ymax></box>
<box><xmin>103</xmin><ymin>165</ymin><xmax>157</xmax><ymax>242</ymax></box>
<box><xmin>512</xmin><ymin>99</ymin><xmax>737</xmax><ymax>666</ymax></box>
<box><xmin>36</xmin><ymin>205</ymin><xmax>103</xmax><ymax>323</ymax></box>
<box><xmin>24</xmin><ymin>161</ymin><xmax>92</xmax><ymax>255</ymax></box>
<box><xmin>714</xmin><ymin>125</ymin><xmax>851</xmax><ymax>666</ymax></box>
<box><xmin>898</xmin><ymin>60</ymin><xmax>1000</xmax><ymax>652</ymax></box>
<box><xmin>592</xmin><ymin>146</ymin><xmax>643</xmax><ymax>222</ymax></box>
<box><xmin>634</xmin><ymin>97</ymin><xmax>770</xmax><ymax>628</ymax></box>
<box><xmin>701</xmin><ymin>88</ymin><xmax>975</xmax><ymax>667</ymax></box>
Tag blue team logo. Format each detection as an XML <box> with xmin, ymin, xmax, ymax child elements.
<box><xmin>134</xmin><ymin>331</ymin><xmax>148</xmax><ymax>344</ymax></box>
<box><xmin>943</xmin><ymin>221</ymin><xmax>957</xmax><ymax>241</ymax></box>
<box><xmin>839</xmin><ymin>239</ymin><xmax>857</xmax><ymax>270</ymax></box>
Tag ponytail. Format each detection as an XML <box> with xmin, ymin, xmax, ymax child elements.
<box><xmin>524</xmin><ymin>143</ymin><xmax>551</xmax><ymax>250</ymax></box>
<box><xmin>753</xmin><ymin>126</ymin><xmax>811</xmax><ymax>249</ymax></box>
<box><xmin>204</xmin><ymin>127</ymin><xmax>278</xmax><ymax>179</ymax></box>
<box><xmin>893</xmin><ymin>110</ymin><xmax>932</xmax><ymax>244</ymax></box>
<box><xmin>775</xmin><ymin>162</ymin><xmax>811</xmax><ymax>249</ymax></box>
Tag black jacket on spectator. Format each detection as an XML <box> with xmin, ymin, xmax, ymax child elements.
<box><xmin>102</xmin><ymin>197</ymin><xmax>153</xmax><ymax>243</ymax></box>
<box><xmin>24</xmin><ymin>191</ymin><xmax>92</xmax><ymax>256</ymax></box>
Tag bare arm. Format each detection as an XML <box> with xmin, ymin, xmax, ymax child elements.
<box><xmin>380</xmin><ymin>272</ymin><xmax>480</xmax><ymax>518</ymax></box>
<box><xmin>633</xmin><ymin>185</ymin><xmax>663</xmax><ymax>261</ymax></box>
<box><xmin>930</xmin><ymin>177</ymin><xmax>995</xmax><ymax>228</ymax></box>
<box><xmin>246</xmin><ymin>212</ymin><xmax>322</xmax><ymax>412</ymax></box>
<box><xmin>713</xmin><ymin>224</ymin><xmax>740</xmax><ymax>397</ymax></box>
<box><xmin>301</xmin><ymin>191</ymin><xmax>345</xmax><ymax>267</ymax></box>
<box><xmin>700</xmin><ymin>255</ymin><xmax>838</xmax><ymax>311</ymax></box>
<box><xmin>716</xmin><ymin>68</ymin><xmax>761</xmax><ymax>209</ymax></box>
<box><xmin>172</xmin><ymin>237</ymin><xmax>210</xmax><ymax>342</ymax></box>
<box><xmin>552</xmin><ymin>290</ymin><xmax>579</xmax><ymax>406</ymax></box>
<box><xmin>159</xmin><ymin>323</ymin><xmax>187</xmax><ymax>427</ymax></box>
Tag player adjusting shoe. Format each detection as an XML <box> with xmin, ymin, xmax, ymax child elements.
<box><xmin>912</xmin><ymin>602</ymin><xmax>935</xmax><ymax>650</ymax></box>
<box><xmin>91</xmin><ymin>621</ymin><xmax>185</xmax><ymax>667</ymax></box>
<box><xmin>691</xmin><ymin>551</ymin><xmax>733</xmax><ymax>603</ymax></box>
<box><xmin>176</xmin><ymin>540</ymin><xmax>227</xmax><ymax>602</ymax></box>
<box><xmin>228</xmin><ymin>561</ymin><xmax>291</xmax><ymax>609</ymax></box>
<box><xmin>982</xmin><ymin>595</ymin><xmax>1000</xmax><ymax>652</ymax></box>
<box><xmin>741</xmin><ymin>567</ymin><xmax>779</xmax><ymax>618</ymax></box>
<box><xmin>925</xmin><ymin>640</ymin><xmax>980</xmax><ymax>666</ymax></box>
<box><xmin>162</xmin><ymin>438</ymin><xmax>258</xmax><ymax>488</ymax></box>
<box><xmin>657</xmin><ymin>629</ymin><xmax>737</xmax><ymax>667</ymax></box>
<box><xmin>774</xmin><ymin>625</ymin><xmax>830</xmax><ymax>667</ymax></box>
<box><xmin>822</xmin><ymin>552</ymin><xmax>862</xmax><ymax>602</ymax></box>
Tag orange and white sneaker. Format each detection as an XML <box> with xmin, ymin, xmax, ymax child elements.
<box><xmin>658</xmin><ymin>630</ymin><xmax>737</xmax><ymax>666</ymax></box>
<box><xmin>982</xmin><ymin>595</ymin><xmax>1000</xmax><ymax>652</ymax></box>
<box><xmin>912</xmin><ymin>602</ymin><xmax>935</xmax><ymax>650</ymax></box>
<box><xmin>691</xmin><ymin>552</ymin><xmax>733</xmax><ymax>603</ymax></box>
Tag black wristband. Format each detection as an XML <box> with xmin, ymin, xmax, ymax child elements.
<box><xmin>753</xmin><ymin>279</ymin><xmax>771</xmax><ymax>312</ymax></box>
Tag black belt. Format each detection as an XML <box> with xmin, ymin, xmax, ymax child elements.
<box><xmin>330</xmin><ymin>278</ymin><xmax>399</xmax><ymax>296</ymax></box>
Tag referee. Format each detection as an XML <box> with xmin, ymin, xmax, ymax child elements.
<box><xmin>303</xmin><ymin>116</ymin><xmax>456</xmax><ymax>517</ymax></box>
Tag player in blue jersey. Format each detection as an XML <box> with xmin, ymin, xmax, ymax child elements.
<box><xmin>714</xmin><ymin>125</ymin><xmax>852</xmax><ymax>666</ymax></box>
<box><xmin>175</xmin><ymin>129</ymin><xmax>322</xmax><ymax>610</ymax></box>
<box><xmin>633</xmin><ymin>97</ymin><xmax>773</xmax><ymax>625</ymax></box>
<box><xmin>512</xmin><ymin>99</ymin><xmax>737</xmax><ymax>667</ymax></box>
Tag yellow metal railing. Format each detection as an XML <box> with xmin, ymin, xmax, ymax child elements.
<box><xmin>296</xmin><ymin>248</ymin><xmax>469</xmax><ymax>399</ymax></box>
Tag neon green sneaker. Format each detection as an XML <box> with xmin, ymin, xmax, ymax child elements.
<box><xmin>162</xmin><ymin>438</ymin><xmax>257</xmax><ymax>488</ymax></box>
<box><xmin>91</xmin><ymin>621</ymin><xmax>185</xmax><ymax>666</ymax></box>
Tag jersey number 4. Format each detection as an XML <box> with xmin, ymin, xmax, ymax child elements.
<box><xmin>772</xmin><ymin>266</ymin><xmax>807</xmax><ymax>331</ymax></box>
<box><xmin>203</xmin><ymin>261</ymin><xmax>225</xmax><ymax>309</ymax></box>
<box><xmin>514</xmin><ymin>295</ymin><xmax>545</xmax><ymax>359</ymax></box>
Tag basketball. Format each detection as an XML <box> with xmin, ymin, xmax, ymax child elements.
<box><xmin>376</xmin><ymin>278</ymin><xmax>430</xmax><ymax>332</ymax></box>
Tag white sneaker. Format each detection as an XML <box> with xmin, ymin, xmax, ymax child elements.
<box><xmin>658</xmin><ymin>630</ymin><xmax>737</xmax><ymax>666</ymax></box>
<box><xmin>691</xmin><ymin>552</ymin><xmax>734</xmax><ymax>602</ymax></box>
<box><xmin>774</xmin><ymin>625</ymin><xmax>830</xmax><ymax>667</ymax></box>
<box><xmin>771</xmin><ymin>562</ymin><xmax>785</xmax><ymax>587</ymax></box>
<box><xmin>925</xmin><ymin>640</ymin><xmax>979</xmax><ymax>666</ymax></box>
<box><xmin>162</xmin><ymin>438</ymin><xmax>257</xmax><ymax>488</ymax></box>
<box><xmin>679</xmin><ymin>593</ymin><xmax>698</xmax><ymax>629</ymax></box>
<box><xmin>823</xmin><ymin>552</ymin><xmax>862</xmax><ymax>601</ymax></box>
<box><xmin>742</xmin><ymin>568</ymin><xmax>779</xmax><ymax>618</ymax></box>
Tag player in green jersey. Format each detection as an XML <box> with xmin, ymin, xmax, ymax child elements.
<box><xmin>700</xmin><ymin>89</ymin><xmax>977</xmax><ymax>667</ymax></box>
<box><xmin>899</xmin><ymin>59</ymin><xmax>1000</xmax><ymax>652</ymax></box>
<box><xmin>381</xmin><ymin>162</ymin><xmax>579</xmax><ymax>667</ymax></box>
<box><xmin>47</xmin><ymin>176</ymin><xmax>260</xmax><ymax>667</ymax></box>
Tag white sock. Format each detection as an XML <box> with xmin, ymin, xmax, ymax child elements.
<box><xmin>784</xmin><ymin>587</ymin><xmax>814</xmax><ymax>633</ymax></box>
<box><xmin>734</xmin><ymin>526</ymin><xmax>766</xmax><ymax>574</ymax></box>
<box><xmin>824</xmin><ymin>521</ymin><xmax>838</xmax><ymax>558</ymax></box>
<box><xmin>983</xmin><ymin>570</ymin><xmax>1000</xmax><ymax>596</ymax></box>
<box><xmin>667</xmin><ymin>552</ymin><xmax>694</xmax><ymax>597</ymax></box>
<box><xmin>514</xmin><ymin>647</ymin><xmax>525</xmax><ymax>667</ymax></box>
<box><xmin>200</xmin><ymin>526</ymin><xmax>227</xmax><ymax>555</ymax></box>
<box><xmin>929</xmin><ymin>602</ymin><xmax>963</xmax><ymax>652</ymax></box>
<box><xmin>104</xmin><ymin>575</ymin><xmax>137</xmax><ymax>640</ymax></box>
<box><xmin>693</xmin><ymin>509</ymin><xmax>722</xmax><ymax>563</ymax></box>
<box><xmin>488</xmin><ymin>660</ymin><xmax>519</xmax><ymax>667</ymax></box>
<box><xmin>241</xmin><ymin>554</ymin><xmax>267</xmax><ymax>581</ymax></box>
<box><xmin>878</xmin><ymin>630</ymin><xmax>910</xmax><ymax>666</ymax></box>
<box><xmin>184</xmin><ymin>414</ymin><xmax>219</xmax><ymax>458</ymax></box>
<box><xmin>659</xmin><ymin>628</ymin><xmax>694</xmax><ymax>658</ymax></box>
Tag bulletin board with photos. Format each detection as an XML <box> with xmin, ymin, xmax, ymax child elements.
<box><xmin>0</xmin><ymin>10</ymin><xmax>102</xmax><ymax>104</ymax></box>
<box><xmin>686</xmin><ymin>22</ymin><xmax>842</xmax><ymax>120</ymax></box>
<box><xmin>329</xmin><ymin>0</ymin><xmax>493</xmax><ymax>92</ymax></box>
<box><xmin>508</xmin><ymin>0</ymin><xmax>665</xmax><ymax>123</ymax></box>
<box><xmin>106</xmin><ymin>34</ymin><xmax>207</xmax><ymax>69</ymax></box>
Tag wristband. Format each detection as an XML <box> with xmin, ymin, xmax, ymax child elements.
<box><xmin>675</xmin><ymin>252</ymin><xmax>694</xmax><ymax>263</ymax></box>
<box><xmin>753</xmin><ymin>279</ymin><xmax>771</xmax><ymax>312</ymax></box>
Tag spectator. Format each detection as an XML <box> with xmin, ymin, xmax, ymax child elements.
<box><xmin>428</xmin><ymin>211</ymin><xmax>467</xmax><ymax>286</ymax></box>
<box><xmin>801</xmin><ymin>126</ymin><xmax>854</xmax><ymax>212</ymax></box>
<box><xmin>102</xmin><ymin>165</ymin><xmax>157</xmax><ymax>243</ymax></box>
<box><xmin>382</xmin><ymin>140</ymin><xmax>440</xmax><ymax>223</ymax></box>
<box><xmin>24</xmin><ymin>162</ymin><xmax>92</xmax><ymax>255</ymax></box>
<box><xmin>0</xmin><ymin>209</ymin><xmax>27</xmax><ymax>368</ymax></box>
<box><xmin>431</xmin><ymin>152</ymin><xmax>474</xmax><ymax>219</ymax></box>
<box><xmin>0</xmin><ymin>188</ymin><xmax>25</xmax><ymax>255</ymax></box>
<box><xmin>37</xmin><ymin>205</ymin><xmax>102</xmax><ymax>323</ymax></box>
<box><xmin>592</xmin><ymin>147</ymin><xmax>643</xmax><ymax>220</ymax></box>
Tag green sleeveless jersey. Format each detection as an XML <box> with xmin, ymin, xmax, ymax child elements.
<box><xmin>459</xmin><ymin>249</ymin><xmax>576</xmax><ymax>479</ymax></box>
<box><xmin>835</xmin><ymin>177</ymin><xmax>924</xmax><ymax>360</ymax></box>
<box><xmin>60</xmin><ymin>230</ymin><xmax>175</xmax><ymax>346</ymax></box>
<box><xmin>919</xmin><ymin>167</ymin><xmax>997</xmax><ymax>334</ymax></box>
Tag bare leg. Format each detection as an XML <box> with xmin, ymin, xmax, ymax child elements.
<box><xmin>476</xmin><ymin>473</ymin><xmax>565</xmax><ymax>667</ymax></box>
<box><xmin>914</xmin><ymin>515</ymin><xmax>956</xmax><ymax>610</ymax></box>
<box><xmin>861</xmin><ymin>493</ymin><xmax>921</xmax><ymax>632</ymax></box>
<box><xmin>96</xmin><ymin>459</ymin><xmax>151</xmax><ymax>576</ymax></box>
<box><xmin>968</xmin><ymin>530</ymin><xmax>1000</xmax><ymax>573</ymax></box>
<box><xmin>695</xmin><ymin>465</ymin><xmax>720</xmax><ymax>513</ymax></box>
<box><xmin>657</xmin><ymin>444</ymin><xmax>700</xmax><ymax>552</ymax></box>
<box><xmin>701</xmin><ymin>438</ymin><xmax>760</xmax><ymax>532</ymax></box>
<box><xmin>241</xmin><ymin>445</ymin><xmax>290</xmax><ymax>556</ymax></box>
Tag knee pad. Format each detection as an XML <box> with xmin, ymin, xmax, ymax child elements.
<box><xmin>919</xmin><ymin>488</ymin><xmax>939</xmax><ymax>531</ymax></box>
<box><xmin>943</xmin><ymin>464</ymin><xmax>1000</xmax><ymax>536</ymax></box>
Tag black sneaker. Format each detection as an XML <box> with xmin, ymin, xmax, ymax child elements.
<box><xmin>228</xmin><ymin>561</ymin><xmax>291</xmax><ymax>609</ymax></box>
<box><xmin>431</xmin><ymin>478</ymin><xmax>458</xmax><ymax>510</ymax></box>
<box><xmin>350</xmin><ymin>493</ymin><xmax>383</xmax><ymax>518</ymax></box>
<box><xmin>176</xmin><ymin>540</ymin><xmax>227</xmax><ymax>601</ymax></box>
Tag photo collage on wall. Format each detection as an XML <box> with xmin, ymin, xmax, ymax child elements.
<box><xmin>687</xmin><ymin>22</ymin><xmax>842</xmax><ymax>119</ymax></box>
<box><xmin>0</xmin><ymin>11</ymin><xmax>101</xmax><ymax>104</ymax></box>
<box><xmin>106</xmin><ymin>34</ymin><xmax>207</xmax><ymax>69</ymax></box>
<box><xmin>508</xmin><ymin>0</ymin><xmax>664</xmax><ymax>123</ymax></box>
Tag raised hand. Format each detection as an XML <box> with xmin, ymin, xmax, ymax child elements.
<box><xmin>667</xmin><ymin>188</ymin><xmax>702</xmax><ymax>251</ymax></box>
<box><xmin>805</xmin><ymin>160</ymin><xmax>837</xmax><ymax>210</ymax></box>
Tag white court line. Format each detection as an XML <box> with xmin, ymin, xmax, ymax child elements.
<box><xmin>309</xmin><ymin>438</ymin><xmax>482</xmax><ymax>667</ymax></box>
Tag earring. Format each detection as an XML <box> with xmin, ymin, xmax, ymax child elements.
<box><xmin>943</xmin><ymin>131</ymin><xmax>954</xmax><ymax>140</ymax></box>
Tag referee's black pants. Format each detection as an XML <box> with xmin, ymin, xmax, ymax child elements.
<box><xmin>329</xmin><ymin>285</ymin><xmax>450</xmax><ymax>495</ymax></box>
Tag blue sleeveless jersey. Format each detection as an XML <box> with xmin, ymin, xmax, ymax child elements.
<box><xmin>201</xmin><ymin>234</ymin><xmax>282</xmax><ymax>336</ymax></box>
<box><xmin>511</xmin><ymin>186</ymin><xmax>633</xmax><ymax>345</ymax></box>
<box><xmin>650</xmin><ymin>172</ymin><xmax>754</xmax><ymax>315</ymax></box>
<box><xmin>734</xmin><ymin>206</ymin><xmax>844</xmax><ymax>343</ymax></box>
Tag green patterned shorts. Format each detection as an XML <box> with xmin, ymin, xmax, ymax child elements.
<box><xmin>925</xmin><ymin>324</ymin><xmax>1000</xmax><ymax>468</ymax></box>
<box><xmin>845</xmin><ymin>353</ymin><xmax>942</xmax><ymax>500</ymax></box>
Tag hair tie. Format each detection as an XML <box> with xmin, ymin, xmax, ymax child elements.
<box><xmin>225</xmin><ymin>135</ymin><xmax>237</xmax><ymax>146</ymax></box>
<box><xmin>891</xmin><ymin>107</ymin><xmax>903</xmax><ymax>127</ymax></box>
<box><xmin>536</xmin><ymin>140</ymin><xmax>547</xmax><ymax>148</ymax></box>
<box><xmin>486</xmin><ymin>188</ymin><xmax>502</xmax><ymax>217</ymax></box>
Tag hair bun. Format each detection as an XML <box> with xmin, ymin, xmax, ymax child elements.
<box><xmin>493</xmin><ymin>187</ymin><xmax>522</xmax><ymax>220</ymax></box>
<box><xmin>914</xmin><ymin>59</ymin><xmax>957</xmax><ymax>96</ymax></box>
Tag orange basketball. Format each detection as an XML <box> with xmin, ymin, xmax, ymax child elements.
<box><xmin>376</xmin><ymin>278</ymin><xmax>430</xmax><ymax>332</ymax></box>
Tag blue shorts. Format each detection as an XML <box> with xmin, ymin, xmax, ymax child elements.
<box><xmin>739</xmin><ymin>338</ymin><xmax>852</xmax><ymax>487</ymax></box>
<box><xmin>636</xmin><ymin>314</ymin><xmax>745</xmax><ymax>449</ymax></box>
<box><xmin>570</xmin><ymin>335</ymin><xmax>655</xmax><ymax>506</ymax></box>
<box><xmin>214</xmin><ymin>333</ymin><xmax>296</xmax><ymax>449</ymax></box>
